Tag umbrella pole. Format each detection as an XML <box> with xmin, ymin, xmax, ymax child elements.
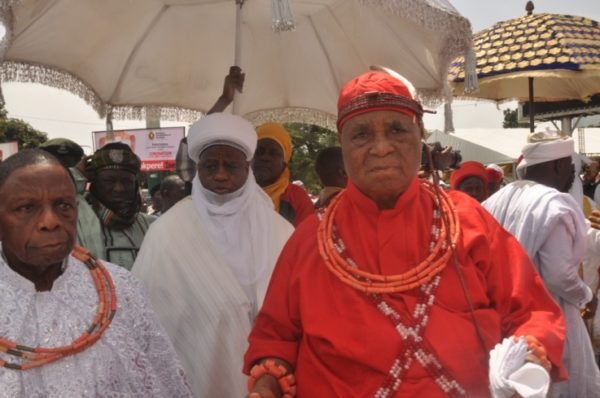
<box><xmin>528</xmin><ymin>77</ymin><xmax>535</xmax><ymax>132</ymax></box>
<box><xmin>232</xmin><ymin>0</ymin><xmax>244</xmax><ymax>115</ymax></box>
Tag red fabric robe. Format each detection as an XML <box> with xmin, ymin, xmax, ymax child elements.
<box><xmin>244</xmin><ymin>178</ymin><xmax>566</xmax><ymax>397</ymax></box>
<box><xmin>280</xmin><ymin>183</ymin><xmax>315</xmax><ymax>227</ymax></box>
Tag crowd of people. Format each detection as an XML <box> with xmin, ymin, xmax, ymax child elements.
<box><xmin>1</xmin><ymin>67</ymin><xmax>600</xmax><ymax>398</ymax></box>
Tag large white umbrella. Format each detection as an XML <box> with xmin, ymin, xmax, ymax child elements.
<box><xmin>0</xmin><ymin>0</ymin><xmax>476</xmax><ymax>128</ymax></box>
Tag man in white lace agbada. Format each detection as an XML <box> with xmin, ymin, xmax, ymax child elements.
<box><xmin>0</xmin><ymin>149</ymin><xmax>192</xmax><ymax>397</ymax></box>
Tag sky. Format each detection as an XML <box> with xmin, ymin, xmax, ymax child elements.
<box><xmin>2</xmin><ymin>0</ymin><xmax>600</xmax><ymax>151</ymax></box>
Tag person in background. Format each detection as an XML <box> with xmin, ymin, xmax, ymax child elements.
<box><xmin>582</xmin><ymin>160</ymin><xmax>600</xmax><ymax>204</ymax></box>
<box><xmin>86</xmin><ymin>143</ymin><xmax>155</xmax><ymax>270</ymax></box>
<box><xmin>314</xmin><ymin>146</ymin><xmax>347</xmax><ymax>209</ymax></box>
<box><xmin>0</xmin><ymin>149</ymin><xmax>192</xmax><ymax>397</ymax></box>
<box><xmin>486</xmin><ymin>163</ymin><xmax>504</xmax><ymax>196</ymax></box>
<box><xmin>133</xmin><ymin>113</ymin><xmax>293</xmax><ymax>397</ymax></box>
<box><xmin>585</xmin><ymin>210</ymin><xmax>600</xmax><ymax>364</ymax></box>
<box><xmin>159</xmin><ymin>174</ymin><xmax>187</xmax><ymax>213</ymax></box>
<box><xmin>149</xmin><ymin>184</ymin><xmax>163</xmax><ymax>216</ymax></box>
<box><xmin>253</xmin><ymin>122</ymin><xmax>314</xmax><ymax>226</ymax></box>
<box><xmin>39</xmin><ymin>138</ymin><xmax>104</xmax><ymax>259</ymax></box>
<box><xmin>483</xmin><ymin>130</ymin><xmax>600</xmax><ymax>397</ymax></box>
<box><xmin>449</xmin><ymin>160</ymin><xmax>489</xmax><ymax>202</ymax></box>
<box><xmin>245</xmin><ymin>71</ymin><xmax>566</xmax><ymax>398</ymax></box>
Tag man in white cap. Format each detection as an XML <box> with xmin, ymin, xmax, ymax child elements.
<box><xmin>483</xmin><ymin>130</ymin><xmax>600</xmax><ymax>397</ymax></box>
<box><xmin>132</xmin><ymin>113</ymin><xmax>293</xmax><ymax>397</ymax></box>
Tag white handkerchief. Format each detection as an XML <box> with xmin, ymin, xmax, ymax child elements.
<box><xmin>508</xmin><ymin>362</ymin><xmax>550</xmax><ymax>398</ymax></box>
<box><xmin>489</xmin><ymin>337</ymin><xmax>550</xmax><ymax>398</ymax></box>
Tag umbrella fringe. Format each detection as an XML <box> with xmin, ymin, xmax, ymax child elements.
<box><xmin>244</xmin><ymin>107</ymin><xmax>337</xmax><ymax>132</ymax></box>
<box><xmin>110</xmin><ymin>105</ymin><xmax>202</xmax><ymax>123</ymax></box>
<box><xmin>271</xmin><ymin>0</ymin><xmax>295</xmax><ymax>33</ymax></box>
<box><xmin>463</xmin><ymin>46</ymin><xmax>479</xmax><ymax>94</ymax></box>
<box><xmin>0</xmin><ymin>61</ymin><xmax>106</xmax><ymax>117</ymax></box>
<box><xmin>0</xmin><ymin>60</ymin><xmax>338</xmax><ymax>127</ymax></box>
<box><xmin>0</xmin><ymin>0</ymin><xmax>18</xmax><ymax>107</ymax></box>
<box><xmin>359</xmin><ymin>0</ymin><xmax>476</xmax><ymax>100</ymax></box>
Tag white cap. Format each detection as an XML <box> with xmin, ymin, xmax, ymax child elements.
<box><xmin>187</xmin><ymin>113</ymin><xmax>257</xmax><ymax>161</ymax></box>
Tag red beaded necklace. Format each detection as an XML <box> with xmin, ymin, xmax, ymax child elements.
<box><xmin>317</xmin><ymin>180</ymin><xmax>460</xmax><ymax>293</ymax></box>
<box><xmin>0</xmin><ymin>246</ymin><xmax>117</xmax><ymax>370</ymax></box>
<box><xmin>316</xmin><ymin>180</ymin><xmax>466</xmax><ymax>396</ymax></box>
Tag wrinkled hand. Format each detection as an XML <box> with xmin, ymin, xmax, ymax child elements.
<box><xmin>247</xmin><ymin>375</ymin><xmax>281</xmax><ymax>398</ymax></box>
<box><xmin>221</xmin><ymin>65</ymin><xmax>245</xmax><ymax>102</ymax></box>
<box><xmin>589</xmin><ymin>209</ymin><xmax>600</xmax><ymax>230</ymax></box>
<box><xmin>515</xmin><ymin>335</ymin><xmax>552</xmax><ymax>372</ymax></box>
<box><xmin>582</xmin><ymin>294</ymin><xmax>598</xmax><ymax>320</ymax></box>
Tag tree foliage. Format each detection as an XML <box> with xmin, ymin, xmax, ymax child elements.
<box><xmin>502</xmin><ymin>108</ymin><xmax>529</xmax><ymax>128</ymax></box>
<box><xmin>0</xmin><ymin>105</ymin><xmax>48</xmax><ymax>149</ymax></box>
<box><xmin>285</xmin><ymin>123</ymin><xmax>338</xmax><ymax>194</ymax></box>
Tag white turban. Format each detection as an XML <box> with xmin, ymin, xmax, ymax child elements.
<box><xmin>516</xmin><ymin>130</ymin><xmax>574</xmax><ymax>179</ymax></box>
<box><xmin>187</xmin><ymin>113</ymin><xmax>257</xmax><ymax>161</ymax></box>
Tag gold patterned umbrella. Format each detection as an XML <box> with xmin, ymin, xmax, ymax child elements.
<box><xmin>449</xmin><ymin>2</ymin><xmax>600</xmax><ymax>131</ymax></box>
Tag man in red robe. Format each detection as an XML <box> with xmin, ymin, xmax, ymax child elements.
<box><xmin>450</xmin><ymin>160</ymin><xmax>489</xmax><ymax>202</ymax></box>
<box><xmin>244</xmin><ymin>71</ymin><xmax>566</xmax><ymax>397</ymax></box>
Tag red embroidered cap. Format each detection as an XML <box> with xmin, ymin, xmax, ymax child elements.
<box><xmin>337</xmin><ymin>71</ymin><xmax>424</xmax><ymax>132</ymax></box>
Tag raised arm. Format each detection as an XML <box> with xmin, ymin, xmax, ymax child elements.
<box><xmin>207</xmin><ymin>65</ymin><xmax>245</xmax><ymax>114</ymax></box>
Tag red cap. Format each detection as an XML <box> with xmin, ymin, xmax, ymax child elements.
<box><xmin>486</xmin><ymin>167</ymin><xmax>504</xmax><ymax>184</ymax></box>
<box><xmin>337</xmin><ymin>71</ymin><xmax>423</xmax><ymax>132</ymax></box>
<box><xmin>450</xmin><ymin>161</ymin><xmax>489</xmax><ymax>193</ymax></box>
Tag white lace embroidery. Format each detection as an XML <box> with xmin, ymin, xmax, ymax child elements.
<box><xmin>0</xmin><ymin>253</ymin><xmax>193</xmax><ymax>398</ymax></box>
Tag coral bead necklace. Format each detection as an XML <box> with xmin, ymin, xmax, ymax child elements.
<box><xmin>317</xmin><ymin>179</ymin><xmax>460</xmax><ymax>293</ymax></box>
<box><xmin>0</xmin><ymin>246</ymin><xmax>117</xmax><ymax>370</ymax></box>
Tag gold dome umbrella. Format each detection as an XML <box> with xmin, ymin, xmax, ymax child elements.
<box><xmin>449</xmin><ymin>1</ymin><xmax>600</xmax><ymax>132</ymax></box>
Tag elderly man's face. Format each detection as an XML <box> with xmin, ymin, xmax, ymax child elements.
<box><xmin>93</xmin><ymin>169</ymin><xmax>137</xmax><ymax>211</ymax></box>
<box><xmin>252</xmin><ymin>139</ymin><xmax>286</xmax><ymax>187</ymax></box>
<box><xmin>340</xmin><ymin>110</ymin><xmax>423</xmax><ymax>209</ymax></box>
<box><xmin>197</xmin><ymin>145</ymin><xmax>249</xmax><ymax>194</ymax></box>
<box><xmin>458</xmin><ymin>176</ymin><xmax>487</xmax><ymax>202</ymax></box>
<box><xmin>0</xmin><ymin>163</ymin><xmax>77</xmax><ymax>271</ymax></box>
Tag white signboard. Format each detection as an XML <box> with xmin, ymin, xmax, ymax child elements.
<box><xmin>0</xmin><ymin>141</ymin><xmax>18</xmax><ymax>161</ymax></box>
<box><xmin>92</xmin><ymin>127</ymin><xmax>185</xmax><ymax>171</ymax></box>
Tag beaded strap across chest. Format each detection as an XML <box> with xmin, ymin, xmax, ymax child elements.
<box><xmin>317</xmin><ymin>181</ymin><xmax>465</xmax><ymax>397</ymax></box>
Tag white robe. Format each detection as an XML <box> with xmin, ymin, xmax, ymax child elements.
<box><xmin>483</xmin><ymin>180</ymin><xmax>600</xmax><ymax>397</ymax></box>
<box><xmin>132</xmin><ymin>197</ymin><xmax>293</xmax><ymax>398</ymax></box>
<box><xmin>0</xmin><ymin>251</ymin><xmax>192</xmax><ymax>398</ymax></box>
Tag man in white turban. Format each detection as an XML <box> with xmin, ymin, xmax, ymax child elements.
<box><xmin>132</xmin><ymin>113</ymin><xmax>294</xmax><ymax>397</ymax></box>
<box><xmin>484</xmin><ymin>129</ymin><xmax>600</xmax><ymax>397</ymax></box>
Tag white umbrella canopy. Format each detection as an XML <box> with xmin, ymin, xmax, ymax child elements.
<box><xmin>0</xmin><ymin>0</ymin><xmax>475</xmax><ymax>127</ymax></box>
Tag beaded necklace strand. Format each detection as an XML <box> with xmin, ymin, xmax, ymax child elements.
<box><xmin>317</xmin><ymin>180</ymin><xmax>460</xmax><ymax>293</ymax></box>
<box><xmin>316</xmin><ymin>180</ymin><xmax>466</xmax><ymax>396</ymax></box>
<box><xmin>0</xmin><ymin>246</ymin><xmax>117</xmax><ymax>370</ymax></box>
